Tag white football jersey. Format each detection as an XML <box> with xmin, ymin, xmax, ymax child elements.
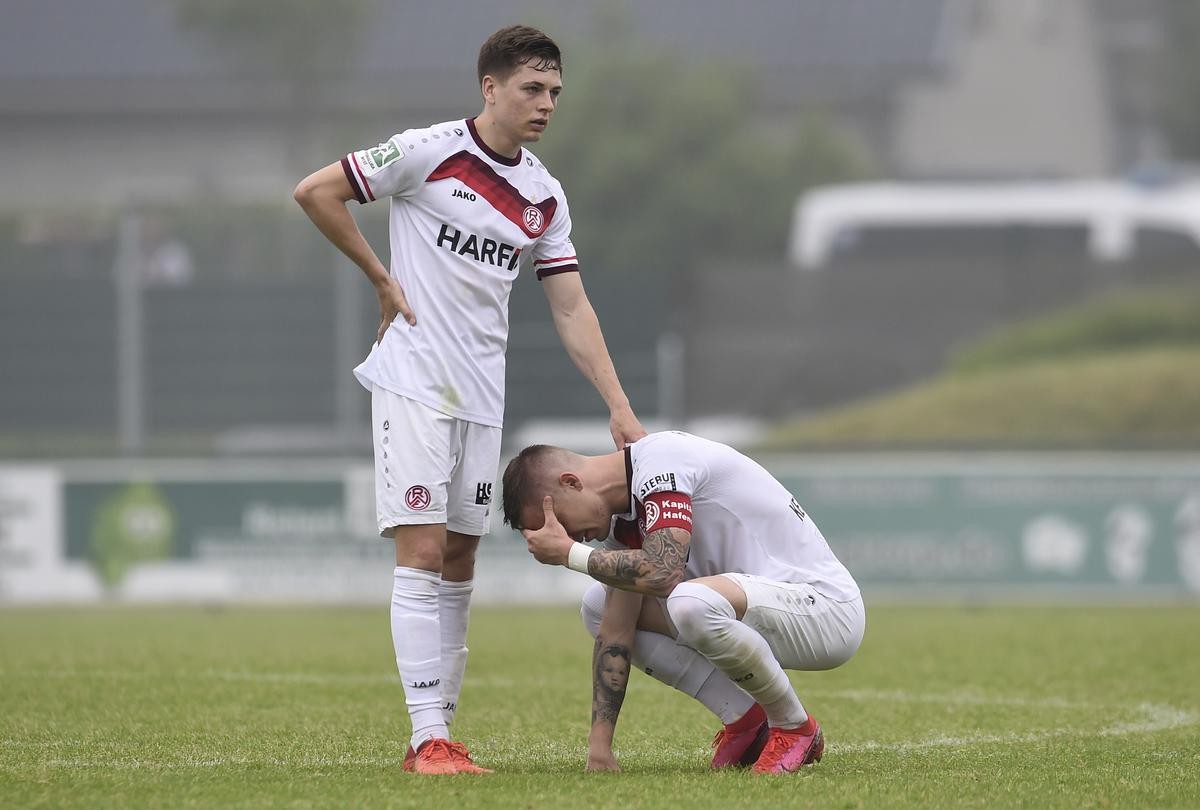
<box><xmin>608</xmin><ymin>432</ymin><xmax>860</xmax><ymax>601</ymax></box>
<box><xmin>343</xmin><ymin>118</ymin><xmax>578</xmax><ymax>427</ymax></box>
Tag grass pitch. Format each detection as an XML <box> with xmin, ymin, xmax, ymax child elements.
<box><xmin>2</xmin><ymin>604</ymin><xmax>1199</xmax><ymax>809</ymax></box>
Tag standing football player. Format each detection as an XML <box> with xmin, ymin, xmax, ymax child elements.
<box><xmin>294</xmin><ymin>25</ymin><xmax>645</xmax><ymax>775</ymax></box>
<box><xmin>506</xmin><ymin>431</ymin><xmax>864</xmax><ymax>774</ymax></box>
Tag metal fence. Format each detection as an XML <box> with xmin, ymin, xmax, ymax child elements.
<box><xmin>0</xmin><ymin>212</ymin><xmax>665</xmax><ymax>455</ymax></box>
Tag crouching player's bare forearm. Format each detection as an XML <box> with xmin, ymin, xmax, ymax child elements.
<box><xmin>587</xmin><ymin>633</ymin><xmax>631</xmax><ymax>772</ymax></box>
<box><xmin>586</xmin><ymin>527</ymin><xmax>688</xmax><ymax>597</ymax></box>
<box><xmin>586</xmin><ymin>588</ymin><xmax>641</xmax><ymax>772</ymax></box>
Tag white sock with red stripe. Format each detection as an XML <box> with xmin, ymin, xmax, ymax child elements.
<box><xmin>391</xmin><ymin>566</ymin><xmax>448</xmax><ymax>750</ymax></box>
<box><xmin>666</xmin><ymin>581</ymin><xmax>808</xmax><ymax>729</ymax></box>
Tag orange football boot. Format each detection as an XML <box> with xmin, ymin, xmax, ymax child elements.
<box><xmin>411</xmin><ymin>739</ymin><xmax>493</xmax><ymax>775</ymax></box>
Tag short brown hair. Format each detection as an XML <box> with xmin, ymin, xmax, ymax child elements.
<box><xmin>501</xmin><ymin>444</ymin><xmax>561</xmax><ymax>530</ymax></box>
<box><xmin>477</xmin><ymin>25</ymin><xmax>562</xmax><ymax>85</ymax></box>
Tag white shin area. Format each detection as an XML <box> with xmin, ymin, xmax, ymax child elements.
<box><xmin>437</xmin><ymin>577</ymin><xmax>473</xmax><ymax>727</ymax></box>
<box><xmin>392</xmin><ymin>566</ymin><xmax>449</xmax><ymax>749</ymax></box>
<box><xmin>665</xmin><ymin>581</ymin><xmax>808</xmax><ymax>729</ymax></box>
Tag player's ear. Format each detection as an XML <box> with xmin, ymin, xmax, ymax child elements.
<box><xmin>481</xmin><ymin>75</ymin><xmax>497</xmax><ymax>105</ymax></box>
<box><xmin>559</xmin><ymin>471</ymin><xmax>583</xmax><ymax>491</ymax></box>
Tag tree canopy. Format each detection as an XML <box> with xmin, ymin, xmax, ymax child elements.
<box><xmin>532</xmin><ymin>14</ymin><xmax>867</xmax><ymax>280</ymax></box>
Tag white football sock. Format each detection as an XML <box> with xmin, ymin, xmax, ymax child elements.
<box><xmin>666</xmin><ymin>581</ymin><xmax>808</xmax><ymax>729</ymax></box>
<box><xmin>438</xmin><ymin>577</ymin><xmax>473</xmax><ymax>727</ymax></box>
<box><xmin>581</xmin><ymin>583</ymin><xmax>755</xmax><ymax>724</ymax></box>
<box><xmin>694</xmin><ymin>668</ymin><xmax>758</xmax><ymax>725</ymax></box>
<box><xmin>391</xmin><ymin>566</ymin><xmax>448</xmax><ymax>749</ymax></box>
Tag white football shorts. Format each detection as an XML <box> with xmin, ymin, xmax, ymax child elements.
<box><xmin>720</xmin><ymin>573</ymin><xmax>866</xmax><ymax>671</ymax></box>
<box><xmin>371</xmin><ymin>385</ymin><xmax>501</xmax><ymax>537</ymax></box>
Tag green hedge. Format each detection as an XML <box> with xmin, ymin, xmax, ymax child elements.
<box><xmin>764</xmin><ymin>347</ymin><xmax>1200</xmax><ymax>450</ymax></box>
<box><xmin>948</xmin><ymin>284</ymin><xmax>1200</xmax><ymax>375</ymax></box>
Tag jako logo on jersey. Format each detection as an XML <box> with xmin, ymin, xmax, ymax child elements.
<box><xmin>637</xmin><ymin>473</ymin><xmax>677</xmax><ymax>499</ymax></box>
<box><xmin>523</xmin><ymin>205</ymin><xmax>545</xmax><ymax>235</ymax></box>
<box><xmin>405</xmin><ymin>485</ymin><xmax>432</xmax><ymax>511</ymax></box>
<box><xmin>426</xmin><ymin>151</ymin><xmax>558</xmax><ymax>238</ymax></box>
<box><xmin>452</xmin><ymin>188</ymin><xmax>477</xmax><ymax>202</ymax></box>
<box><xmin>436</xmin><ymin>224</ymin><xmax>521</xmax><ymax>270</ymax></box>
<box><xmin>475</xmin><ymin>483</ymin><xmax>493</xmax><ymax>506</ymax></box>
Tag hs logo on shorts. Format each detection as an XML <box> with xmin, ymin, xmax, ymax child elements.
<box><xmin>475</xmin><ymin>483</ymin><xmax>493</xmax><ymax>505</ymax></box>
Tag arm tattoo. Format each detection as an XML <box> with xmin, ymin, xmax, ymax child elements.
<box><xmin>591</xmin><ymin>637</ymin><xmax>631</xmax><ymax>726</ymax></box>
<box><xmin>586</xmin><ymin>527</ymin><xmax>688</xmax><ymax>595</ymax></box>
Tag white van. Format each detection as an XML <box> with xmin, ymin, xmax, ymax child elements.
<box><xmin>790</xmin><ymin>180</ymin><xmax>1200</xmax><ymax>269</ymax></box>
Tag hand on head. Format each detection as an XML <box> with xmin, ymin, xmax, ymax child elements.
<box><xmin>522</xmin><ymin>495</ymin><xmax>572</xmax><ymax>566</ymax></box>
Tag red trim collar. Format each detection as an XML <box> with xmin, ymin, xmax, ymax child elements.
<box><xmin>466</xmin><ymin>117</ymin><xmax>522</xmax><ymax>166</ymax></box>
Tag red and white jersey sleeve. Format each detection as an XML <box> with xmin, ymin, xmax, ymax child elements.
<box><xmin>629</xmin><ymin>435</ymin><xmax>703</xmax><ymax>537</ymax></box>
<box><xmin>529</xmin><ymin>186</ymin><xmax>578</xmax><ymax>279</ymax></box>
<box><xmin>341</xmin><ymin>133</ymin><xmax>430</xmax><ymax>203</ymax></box>
<box><xmin>626</xmin><ymin>432</ymin><xmax>861</xmax><ymax>601</ymax></box>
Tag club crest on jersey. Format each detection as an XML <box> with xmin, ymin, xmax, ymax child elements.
<box><xmin>642</xmin><ymin>500</ymin><xmax>660</xmax><ymax>531</ymax></box>
<box><xmin>523</xmin><ymin>205</ymin><xmax>545</xmax><ymax>235</ymax></box>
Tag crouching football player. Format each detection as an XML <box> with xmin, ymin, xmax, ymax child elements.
<box><xmin>503</xmin><ymin>431</ymin><xmax>865</xmax><ymax>774</ymax></box>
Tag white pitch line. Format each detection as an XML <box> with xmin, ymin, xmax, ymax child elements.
<box><xmin>0</xmin><ymin>669</ymin><xmax>395</xmax><ymax>685</ymax></box>
<box><xmin>37</xmin><ymin>755</ymin><xmax>402</xmax><ymax>771</ymax></box>
<box><xmin>1097</xmin><ymin>702</ymin><xmax>1197</xmax><ymax>737</ymax></box>
<box><xmin>0</xmin><ymin>669</ymin><xmax>516</xmax><ymax>688</ymax></box>
<box><xmin>203</xmin><ymin>670</ymin><xmax>519</xmax><ymax>688</ymax></box>
<box><xmin>203</xmin><ymin>670</ymin><xmax>396</xmax><ymax>686</ymax></box>
<box><xmin>831</xmin><ymin>702</ymin><xmax>1196</xmax><ymax>754</ymax></box>
<box><xmin>805</xmin><ymin>687</ymin><xmax>1099</xmax><ymax>710</ymax></box>
<box><xmin>18</xmin><ymin>701</ymin><xmax>1199</xmax><ymax>771</ymax></box>
<box><xmin>5</xmin><ymin>671</ymin><xmax>1196</xmax><ymax>767</ymax></box>
<box><xmin>7</xmin><ymin>669</ymin><xmax>1197</xmax><ymax>721</ymax></box>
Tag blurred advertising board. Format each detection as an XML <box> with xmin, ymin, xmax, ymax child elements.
<box><xmin>3</xmin><ymin>462</ymin><xmax>384</xmax><ymax>603</ymax></box>
<box><xmin>0</xmin><ymin>460</ymin><xmax>582</xmax><ymax>604</ymax></box>
<box><xmin>775</xmin><ymin>455</ymin><xmax>1200</xmax><ymax>599</ymax></box>
<box><xmin>2</xmin><ymin>456</ymin><xmax>1199</xmax><ymax>603</ymax></box>
<box><xmin>0</xmin><ymin>467</ymin><xmax>66</xmax><ymax>601</ymax></box>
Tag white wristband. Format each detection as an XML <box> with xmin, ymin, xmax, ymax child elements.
<box><xmin>566</xmin><ymin>542</ymin><xmax>594</xmax><ymax>574</ymax></box>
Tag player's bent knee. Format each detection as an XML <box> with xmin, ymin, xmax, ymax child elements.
<box><xmin>580</xmin><ymin>582</ymin><xmax>606</xmax><ymax>638</ymax></box>
<box><xmin>665</xmin><ymin>581</ymin><xmax>730</xmax><ymax>643</ymax></box>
